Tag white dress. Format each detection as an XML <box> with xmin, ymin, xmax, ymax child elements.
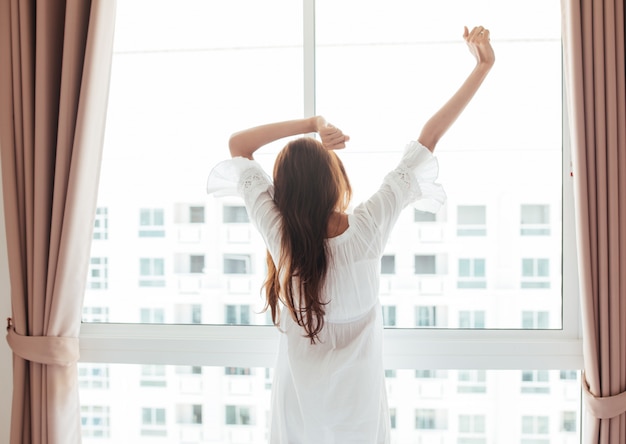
<box><xmin>207</xmin><ymin>140</ymin><xmax>445</xmax><ymax>444</ymax></box>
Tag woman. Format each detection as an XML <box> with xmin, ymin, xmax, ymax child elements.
<box><xmin>207</xmin><ymin>25</ymin><xmax>494</xmax><ymax>444</ymax></box>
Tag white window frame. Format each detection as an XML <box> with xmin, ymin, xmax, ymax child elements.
<box><xmin>78</xmin><ymin>0</ymin><xmax>582</xmax><ymax>374</ymax></box>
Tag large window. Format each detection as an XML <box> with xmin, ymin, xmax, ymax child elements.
<box><xmin>79</xmin><ymin>0</ymin><xmax>581</xmax><ymax>442</ymax></box>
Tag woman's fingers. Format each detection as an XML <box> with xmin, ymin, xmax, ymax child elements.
<box><xmin>465</xmin><ymin>25</ymin><xmax>490</xmax><ymax>43</ymax></box>
<box><xmin>320</xmin><ymin>125</ymin><xmax>349</xmax><ymax>150</ymax></box>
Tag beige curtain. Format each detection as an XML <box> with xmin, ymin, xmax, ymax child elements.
<box><xmin>0</xmin><ymin>0</ymin><xmax>116</xmax><ymax>442</ymax></box>
<box><xmin>562</xmin><ymin>0</ymin><xmax>626</xmax><ymax>442</ymax></box>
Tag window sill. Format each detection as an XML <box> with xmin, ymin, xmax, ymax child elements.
<box><xmin>79</xmin><ymin>323</ymin><xmax>583</xmax><ymax>370</ymax></box>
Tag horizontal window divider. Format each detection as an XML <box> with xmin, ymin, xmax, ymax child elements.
<box><xmin>79</xmin><ymin>323</ymin><xmax>583</xmax><ymax>370</ymax></box>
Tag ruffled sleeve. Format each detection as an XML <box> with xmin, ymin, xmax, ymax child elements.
<box><xmin>384</xmin><ymin>140</ymin><xmax>446</xmax><ymax>213</ymax></box>
<box><xmin>206</xmin><ymin>156</ymin><xmax>274</xmax><ymax>202</ymax></box>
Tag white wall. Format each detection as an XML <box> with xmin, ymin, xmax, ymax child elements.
<box><xmin>0</xmin><ymin>160</ymin><xmax>13</xmax><ymax>443</ymax></box>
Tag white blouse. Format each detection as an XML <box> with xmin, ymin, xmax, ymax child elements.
<box><xmin>207</xmin><ymin>140</ymin><xmax>445</xmax><ymax>444</ymax></box>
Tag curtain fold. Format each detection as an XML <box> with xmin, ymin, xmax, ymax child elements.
<box><xmin>0</xmin><ymin>0</ymin><xmax>116</xmax><ymax>442</ymax></box>
<box><xmin>561</xmin><ymin>0</ymin><xmax>626</xmax><ymax>442</ymax></box>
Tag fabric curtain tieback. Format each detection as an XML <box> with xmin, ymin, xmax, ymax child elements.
<box><xmin>582</xmin><ymin>373</ymin><xmax>626</xmax><ymax>419</ymax></box>
<box><xmin>6</xmin><ymin>318</ymin><xmax>79</xmax><ymax>366</ymax></box>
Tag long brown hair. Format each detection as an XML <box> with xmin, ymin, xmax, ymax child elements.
<box><xmin>263</xmin><ymin>137</ymin><xmax>352</xmax><ymax>343</ymax></box>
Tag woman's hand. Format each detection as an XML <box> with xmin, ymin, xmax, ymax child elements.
<box><xmin>314</xmin><ymin>116</ymin><xmax>350</xmax><ymax>151</ymax></box>
<box><xmin>417</xmin><ymin>26</ymin><xmax>494</xmax><ymax>151</ymax></box>
<box><xmin>464</xmin><ymin>26</ymin><xmax>495</xmax><ymax>68</ymax></box>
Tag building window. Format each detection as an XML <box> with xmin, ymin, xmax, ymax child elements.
<box><xmin>177</xmin><ymin>404</ymin><xmax>203</xmax><ymax>424</ymax></box>
<box><xmin>415</xmin><ymin>408</ymin><xmax>448</xmax><ymax>430</ymax></box>
<box><xmin>522</xmin><ymin>311</ymin><xmax>549</xmax><ymax>329</ymax></box>
<box><xmin>458</xmin><ymin>414</ymin><xmax>486</xmax><ymax>434</ymax></box>
<box><xmin>521</xmin><ymin>370</ymin><xmax>550</xmax><ymax>394</ymax></box>
<box><xmin>381</xmin><ymin>254</ymin><xmax>395</xmax><ymax>274</ymax></box>
<box><xmin>174</xmin><ymin>203</ymin><xmax>206</xmax><ymax>224</ymax></box>
<box><xmin>223</xmin><ymin>205</ymin><xmax>250</xmax><ymax>223</ymax></box>
<box><xmin>521</xmin><ymin>204</ymin><xmax>550</xmax><ymax>235</ymax></box>
<box><xmin>141</xmin><ymin>407</ymin><xmax>167</xmax><ymax>436</ymax></box>
<box><xmin>521</xmin><ymin>258</ymin><xmax>550</xmax><ymax>288</ymax></box>
<box><xmin>521</xmin><ymin>415</ymin><xmax>549</xmax><ymax>436</ymax></box>
<box><xmin>561</xmin><ymin>411</ymin><xmax>577</xmax><ymax>432</ymax></box>
<box><xmin>82</xmin><ymin>306</ymin><xmax>109</xmax><ymax>322</ymax></box>
<box><xmin>385</xmin><ymin>369</ymin><xmax>397</xmax><ymax>378</ymax></box>
<box><xmin>175</xmin><ymin>304</ymin><xmax>202</xmax><ymax>324</ymax></box>
<box><xmin>415</xmin><ymin>306</ymin><xmax>438</xmax><ymax>327</ymax></box>
<box><xmin>389</xmin><ymin>408</ymin><xmax>397</xmax><ymax>429</ymax></box>
<box><xmin>457</xmin><ymin>258</ymin><xmax>486</xmax><ymax>288</ymax></box>
<box><xmin>189</xmin><ymin>205</ymin><xmax>205</xmax><ymax>223</ymax></box>
<box><xmin>225</xmin><ymin>405</ymin><xmax>254</xmax><ymax>425</ymax></box>
<box><xmin>459</xmin><ymin>310</ymin><xmax>485</xmax><ymax>329</ymax></box>
<box><xmin>88</xmin><ymin>257</ymin><xmax>108</xmax><ymax>289</ymax></box>
<box><xmin>414</xmin><ymin>209</ymin><xmax>436</xmax><ymax>222</ymax></box>
<box><xmin>223</xmin><ymin>254</ymin><xmax>251</xmax><ymax>274</ymax></box>
<box><xmin>176</xmin><ymin>366</ymin><xmax>202</xmax><ymax>375</ymax></box>
<box><xmin>560</xmin><ymin>370</ymin><xmax>578</xmax><ymax>381</ymax></box>
<box><xmin>140</xmin><ymin>365</ymin><xmax>167</xmax><ymax>387</ymax></box>
<box><xmin>415</xmin><ymin>370</ymin><xmax>448</xmax><ymax>379</ymax></box>
<box><xmin>382</xmin><ymin>305</ymin><xmax>396</xmax><ymax>327</ymax></box>
<box><xmin>174</xmin><ymin>254</ymin><xmax>206</xmax><ymax>274</ymax></box>
<box><xmin>81</xmin><ymin>405</ymin><xmax>110</xmax><ymax>438</ymax></box>
<box><xmin>140</xmin><ymin>308</ymin><xmax>165</xmax><ymax>323</ymax></box>
<box><xmin>458</xmin><ymin>370</ymin><xmax>487</xmax><ymax>394</ymax></box>
<box><xmin>457</xmin><ymin>205</ymin><xmax>486</xmax><ymax>236</ymax></box>
<box><xmin>78</xmin><ymin>364</ymin><xmax>110</xmax><ymax>390</ymax></box>
<box><xmin>139</xmin><ymin>258</ymin><xmax>166</xmax><ymax>287</ymax></box>
<box><xmin>190</xmin><ymin>255</ymin><xmax>205</xmax><ymax>274</ymax></box>
<box><xmin>414</xmin><ymin>254</ymin><xmax>436</xmax><ymax>275</ymax></box>
<box><xmin>225</xmin><ymin>367</ymin><xmax>252</xmax><ymax>376</ymax></box>
<box><xmin>139</xmin><ymin>208</ymin><xmax>165</xmax><ymax>237</ymax></box>
<box><xmin>225</xmin><ymin>305</ymin><xmax>251</xmax><ymax>325</ymax></box>
<box><xmin>93</xmin><ymin>207</ymin><xmax>108</xmax><ymax>240</ymax></box>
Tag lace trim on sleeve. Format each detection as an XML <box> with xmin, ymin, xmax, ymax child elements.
<box><xmin>390</xmin><ymin>164</ymin><xmax>421</xmax><ymax>203</ymax></box>
<box><xmin>206</xmin><ymin>157</ymin><xmax>272</xmax><ymax>198</ymax></box>
<box><xmin>238</xmin><ymin>167</ymin><xmax>273</xmax><ymax>198</ymax></box>
<box><xmin>385</xmin><ymin>141</ymin><xmax>446</xmax><ymax>213</ymax></box>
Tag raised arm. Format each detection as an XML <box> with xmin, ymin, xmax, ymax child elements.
<box><xmin>229</xmin><ymin>116</ymin><xmax>349</xmax><ymax>159</ymax></box>
<box><xmin>418</xmin><ymin>26</ymin><xmax>495</xmax><ymax>152</ymax></box>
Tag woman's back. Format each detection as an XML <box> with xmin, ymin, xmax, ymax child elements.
<box><xmin>208</xmin><ymin>139</ymin><xmax>446</xmax><ymax>443</ymax></box>
<box><xmin>207</xmin><ymin>25</ymin><xmax>494</xmax><ymax>442</ymax></box>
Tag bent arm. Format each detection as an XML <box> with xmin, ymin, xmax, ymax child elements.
<box><xmin>229</xmin><ymin>116</ymin><xmax>349</xmax><ymax>159</ymax></box>
<box><xmin>229</xmin><ymin>118</ymin><xmax>317</xmax><ymax>159</ymax></box>
<box><xmin>418</xmin><ymin>26</ymin><xmax>495</xmax><ymax>152</ymax></box>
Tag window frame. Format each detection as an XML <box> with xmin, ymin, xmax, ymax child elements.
<box><xmin>78</xmin><ymin>0</ymin><xmax>582</xmax><ymax>372</ymax></box>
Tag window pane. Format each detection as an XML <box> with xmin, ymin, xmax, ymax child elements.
<box><xmin>521</xmin><ymin>204</ymin><xmax>550</xmax><ymax>224</ymax></box>
<box><xmin>414</xmin><ymin>209</ymin><xmax>436</xmax><ymax>222</ymax></box>
<box><xmin>87</xmin><ymin>0</ymin><xmax>563</xmax><ymax>329</ymax></box>
<box><xmin>189</xmin><ymin>206</ymin><xmax>205</xmax><ymax>224</ymax></box>
<box><xmin>458</xmin><ymin>206</ymin><xmax>486</xmax><ymax>225</ymax></box>
<box><xmin>79</xmin><ymin>366</ymin><xmax>580</xmax><ymax>441</ymax></box>
<box><xmin>381</xmin><ymin>255</ymin><xmax>396</xmax><ymax>274</ymax></box>
<box><xmin>86</xmin><ymin>0</ymin><xmax>302</xmax><ymax>325</ymax></box>
<box><xmin>223</xmin><ymin>205</ymin><xmax>250</xmax><ymax>223</ymax></box>
<box><xmin>415</xmin><ymin>255</ymin><xmax>436</xmax><ymax>275</ymax></box>
<box><xmin>459</xmin><ymin>259</ymin><xmax>471</xmax><ymax>277</ymax></box>
<box><xmin>316</xmin><ymin>0</ymin><xmax>562</xmax><ymax>329</ymax></box>
<box><xmin>474</xmin><ymin>259</ymin><xmax>486</xmax><ymax>277</ymax></box>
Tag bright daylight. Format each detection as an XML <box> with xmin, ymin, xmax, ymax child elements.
<box><xmin>77</xmin><ymin>1</ymin><xmax>575</xmax><ymax>442</ymax></box>
<box><xmin>5</xmin><ymin>0</ymin><xmax>607</xmax><ymax>443</ymax></box>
